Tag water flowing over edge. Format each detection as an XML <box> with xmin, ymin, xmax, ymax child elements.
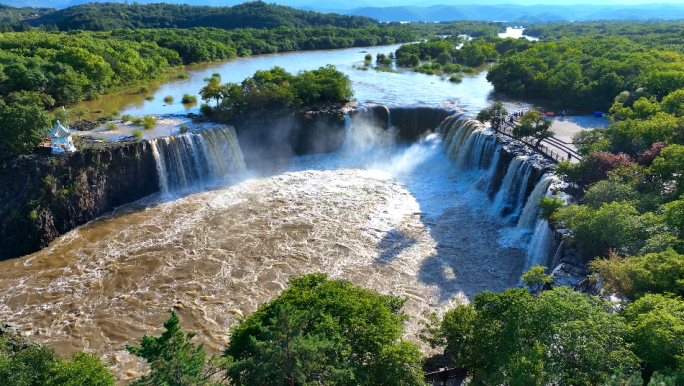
<box><xmin>149</xmin><ymin>126</ymin><xmax>246</xmax><ymax>195</ymax></box>
<box><xmin>440</xmin><ymin>116</ymin><xmax>557</xmax><ymax>271</ymax></box>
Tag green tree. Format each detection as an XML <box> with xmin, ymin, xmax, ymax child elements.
<box><xmin>224</xmin><ymin>273</ymin><xmax>424</xmax><ymax>386</ymax></box>
<box><xmin>512</xmin><ymin>110</ymin><xmax>554</xmax><ymax>147</ymax></box>
<box><xmin>652</xmin><ymin>144</ymin><xmax>684</xmax><ymax>197</ymax></box>
<box><xmin>622</xmin><ymin>295</ymin><xmax>684</xmax><ymax>379</ymax></box>
<box><xmin>68</xmin><ymin>107</ymin><xmax>89</xmax><ymax>122</ymax></box>
<box><xmin>662</xmin><ymin>89</ymin><xmax>684</xmax><ymax>117</ymax></box>
<box><xmin>552</xmin><ymin>201</ymin><xmax>655</xmax><ymax>257</ymax></box>
<box><xmin>590</xmin><ymin>249</ymin><xmax>684</xmax><ymax>300</ymax></box>
<box><xmin>421</xmin><ymin>286</ymin><xmax>638</xmax><ymax>385</ymax></box>
<box><xmin>521</xmin><ymin>265</ymin><xmax>554</xmax><ymax>292</ymax></box>
<box><xmin>476</xmin><ymin>102</ymin><xmax>508</xmax><ymax>130</ymax></box>
<box><xmin>0</xmin><ymin>91</ymin><xmax>52</xmax><ymax>157</ymax></box>
<box><xmin>126</xmin><ymin>312</ymin><xmax>226</xmax><ymax>386</ymax></box>
<box><xmin>0</xmin><ymin>336</ymin><xmax>114</xmax><ymax>386</ymax></box>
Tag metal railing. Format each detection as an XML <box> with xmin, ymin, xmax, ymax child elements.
<box><xmin>425</xmin><ymin>368</ymin><xmax>468</xmax><ymax>385</ymax></box>
<box><xmin>495</xmin><ymin>122</ymin><xmax>583</xmax><ymax>164</ymax></box>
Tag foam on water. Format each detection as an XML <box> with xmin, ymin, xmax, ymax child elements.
<box><xmin>0</xmin><ymin>113</ymin><xmax>553</xmax><ymax>382</ymax></box>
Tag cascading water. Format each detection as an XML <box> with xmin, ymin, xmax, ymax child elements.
<box><xmin>441</xmin><ymin>116</ymin><xmax>558</xmax><ymax>272</ymax></box>
<box><xmin>518</xmin><ymin>175</ymin><xmax>557</xmax><ymax>270</ymax></box>
<box><xmin>491</xmin><ymin>157</ymin><xmax>533</xmax><ymax>220</ymax></box>
<box><xmin>525</xmin><ymin>219</ymin><xmax>554</xmax><ymax>271</ymax></box>
<box><xmin>517</xmin><ymin>174</ymin><xmax>555</xmax><ymax>230</ymax></box>
<box><xmin>149</xmin><ymin>126</ymin><xmax>246</xmax><ymax>194</ymax></box>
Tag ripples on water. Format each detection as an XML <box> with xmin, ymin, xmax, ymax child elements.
<box><xmin>1</xmin><ymin>28</ymin><xmax>543</xmax><ymax>382</ymax></box>
<box><xmin>0</xmin><ymin>118</ymin><xmax>531</xmax><ymax>381</ymax></box>
<box><xmin>78</xmin><ymin>29</ymin><xmax>534</xmax><ymax>118</ymax></box>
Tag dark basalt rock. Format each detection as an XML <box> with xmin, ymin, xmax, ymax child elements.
<box><xmin>226</xmin><ymin>106</ymin><xmax>351</xmax><ymax>167</ymax></box>
<box><xmin>0</xmin><ymin>141</ymin><xmax>159</xmax><ymax>260</ymax></box>
<box><xmin>0</xmin><ymin>322</ymin><xmax>37</xmax><ymax>353</ymax></box>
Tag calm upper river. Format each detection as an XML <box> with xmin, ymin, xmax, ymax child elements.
<box><xmin>78</xmin><ymin>28</ymin><xmax>535</xmax><ymax>118</ymax></box>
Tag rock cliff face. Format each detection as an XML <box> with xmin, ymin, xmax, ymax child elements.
<box><xmin>227</xmin><ymin>108</ymin><xmax>349</xmax><ymax>167</ymax></box>
<box><xmin>0</xmin><ymin>141</ymin><xmax>158</xmax><ymax>260</ymax></box>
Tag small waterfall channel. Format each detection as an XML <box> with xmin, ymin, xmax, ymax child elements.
<box><xmin>149</xmin><ymin>126</ymin><xmax>246</xmax><ymax>194</ymax></box>
<box><xmin>440</xmin><ymin>116</ymin><xmax>557</xmax><ymax>270</ymax></box>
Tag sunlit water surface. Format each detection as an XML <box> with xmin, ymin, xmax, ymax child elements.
<box><xmin>0</xmin><ymin>126</ymin><xmax>528</xmax><ymax>381</ymax></box>
<box><xmin>1</xmin><ymin>28</ymin><xmax>541</xmax><ymax>383</ymax></box>
<box><xmin>78</xmin><ymin>29</ymin><xmax>535</xmax><ymax>118</ymax></box>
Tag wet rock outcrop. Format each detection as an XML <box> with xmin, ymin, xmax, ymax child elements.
<box><xmin>226</xmin><ymin>106</ymin><xmax>350</xmax><ymax>167</ymax></box>
<box><xmin>0</xmin><ymin>141</ymin><xmax>158</xmax><ymax>260</ymax></box>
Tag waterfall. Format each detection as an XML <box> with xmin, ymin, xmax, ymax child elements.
<box><xmin>525</xmin><ymin>219</ymin><xmax>554</xmax><ymax>271</ymax></box>
<box><xmin>149</xmin><ymin>126</ymin><xmax>246</xmax><ymax>194</ymax></box>
<box><xmin>440</xmin><ymin>114</ymin><xmax>558</xmax><ymax>274</ymax></box>
<box><xmin>491</xmin><ymin>157</ymin><xmax>533</xmax><ymax>219</ymax></box>
<box><xmin>517</xmin><ymin>174</ymin><xmax>555</xmax><ymax>230</ymax></box>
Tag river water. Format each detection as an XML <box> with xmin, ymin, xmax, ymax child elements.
<box><xmin>78</xmin><ymin>29</ymin><xmax>534</xmax><ymax>118</ymax></box>
<box><xmin>0</xmin><ymin>29</ymin><xmax>548</xmax><ymax>383</ymax></box>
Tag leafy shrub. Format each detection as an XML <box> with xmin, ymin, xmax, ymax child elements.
<box><xmin>364</xmin><ymin>53</ymin><xmax>372</xmax><ymax>61</ymax></box>
<box><xmin>163</xmin><ymin>95</ymin><xmax>174</xmax><ymax>103</ymax></box>
<box><xmin>131</xmin><ymin>117</ymin><xmax>144</xmax><ymax>125</ymax></box>
<box><xmin>111</xmin><ymin>109</ymin><xmax>120</xmax><ymax>116</ymax></box>
<box><xmin>120</xmin><ymin>114</ymin><xmax>133</xmax><ymax>123</ymax></box>
<box><xmin>199</xmin><ymin>103</ymin><xmax>212</xmax><ymax>115</ymax></box>
<box><xmin>449</xmin><ymin>75</ymin><xmax>463</xmax><ymax>83</ymax></box>
<box><xmin>177</xmin><ymin>73</ymin><xmax>189</xmax><ymax>79</ymax></box>
<box><xmin>382</xmin><ymin>57</ymin><xmax>393</xmax><ymax>66</ymax></box>
<box><xmin>539</xmin><ymin>197</ymin><xmax>564</xmax><ymax>220</ymax></box>
<box><xmin>132</xmin><ymin>129</ymin><xmax>142</xmax><ymax>139</ymax></box>
<box><xmin>144</xmin><ymin>95</ymin><xmax>154</xmax><ymax>101</ymax></box>
<box><xmin>142</xmin><ymin>115</ymin><xmax>155</xmax><ymax>129</ymax></box>
<box><xmin>181</xmin><ymin>94</ymin><xmax>197</xmax><ymax>104</ymax></box>
<box><xmin>137</xmin><ymin>87</ymin><xmax>148</xmax><ymax>93</ymax></box>
<box><xmin>105</xmin><ymin>122</ymin><xmax>118</xmax><ymax>131</ymax></box>
<box><xmin>0</xmin><ymin>336</ymin><xmax>115</xmax><ymax>386</ymax></box>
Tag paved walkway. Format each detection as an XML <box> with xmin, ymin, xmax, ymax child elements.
<box><xmin>548</xmin><ymin>115</ymin><xmax>610</xmax><ymax>150</ymax></box>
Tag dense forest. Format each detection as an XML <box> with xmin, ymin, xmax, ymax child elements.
<box><xmin>523</xmin><ymin>21</ymin><xmax>684</xmax><ymax>40</ymax></box>
<box><xmin>487</xmin><ymin>31</ymin><xmax>684</xmax><ymax>111</ymax></box>
<box><xmin>0</xmin><ymin>24</ymin><xmax>418</xmax><ymax>158</ymax></box>
<box><xmin>0</xmin><ymin>4</ymin><xmax>53</xmax><ymax>23</ymax></box>
<box><xmin>29</xmin><ymin>1</ymin><xmax>377</xmax><ymax>31</ymax></box>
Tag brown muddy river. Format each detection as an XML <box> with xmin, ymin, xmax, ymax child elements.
<box><xmin>0</xmin><ymin>29</ymin><xmax>547</xmax><ymax>383</ymax></box>
<box><xmin>0</xmin><ymin>126</ymin><xmax>532</xmax><ymax>382</ymax></box>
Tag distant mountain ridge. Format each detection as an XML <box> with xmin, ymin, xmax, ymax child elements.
<box><xmin>340</xmin><ymin>4</ymin><xmax>684</xmax><ymax>22</ymax></box>
<box><xmin>25</xmin><ymin>1</ymin><xmax>377</xmax><ymax>30</ymax></box>
<box><xmin>1</xmin><ymin>1</ymin><xmax>683</xmax><ymax>26</ymax></box>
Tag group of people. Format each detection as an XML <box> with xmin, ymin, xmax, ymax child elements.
<box><xmin>541</xmin><ymin>110</ymin><xmax>566</xmax><ymax>118</ymax></box>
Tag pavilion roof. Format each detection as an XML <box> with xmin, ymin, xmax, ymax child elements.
<box><xmin>45</xmin><ymin>121</ymin><xmax>72</xmax><ymax>139</ymax></box>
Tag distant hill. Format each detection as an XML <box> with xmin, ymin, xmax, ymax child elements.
<box><xmin>28</xmin><ymin>1</ymin><xmax>377</xmax><ymax>31</ymax></box>
<box><xmin>343</xmin><ymin>4</ymin><xmax>684</xmax><ymax>22</ymax></box>
<box><xmin>0</xmin><ymin>3</ymin><xmax>53</xmax><ymax>23</ymax></box>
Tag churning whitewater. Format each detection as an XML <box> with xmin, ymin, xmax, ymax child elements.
<box><xmin>0</xmin><ymin>113</ymin><xmax>555</xmax><ymax>381</ymax></box>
